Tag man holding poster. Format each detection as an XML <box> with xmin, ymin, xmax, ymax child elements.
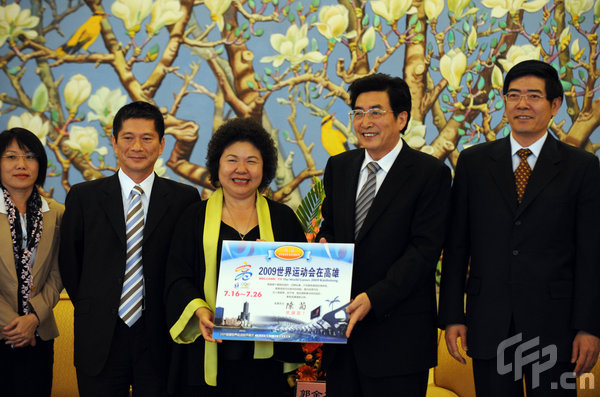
<box><xmin>317</xmin><ymin>74</ymin><xmax>451</xmax><ymax>396</ymax></box>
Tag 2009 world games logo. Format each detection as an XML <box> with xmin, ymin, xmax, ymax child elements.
<box><xmin>234</xmin><ymin>262</ymin><xmax>252</xmax><ymax>288</ymax></box>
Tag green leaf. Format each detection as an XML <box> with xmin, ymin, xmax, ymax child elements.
<box><xmin>559</xmin><ymin>66</ymin><xmax>567</xmax><ymax>75</ymax></box>
<box><xmin>282</xmin><ymin>130</ymin><xmax>289</xmax><ymax>139</ymax></box>
<box><xmin>409</xmin><ymin>14</ymin><xmax>418</xmax><ymax>26</ymax></box>
<box><xmin>273</xmin><ymin>0</ymin><xmax>279</xmax><ymax>5</ymax></box>
<box><xmin>247</xmin><ymin>81</ymin><xmax>255</xmax><ymax>89</ymax></box>
<box><xmin>481</xmin><ymin>43</ymin><xmax>488</xmax><ymax>52</ymax></box>
<box><xmin>264</xmin><ymin>68</ymin><xmax>272</xmax><ymax>75</ymax></box>
<box><xmin>551</xmin><ymin>18</ymin><xmax>557</xmax><ymax>27</ymax></box>
<box><xmin>255</xmin><ymin>28</ymin><xmax>264</xmax><ymax>36</ymax></box>
<box><xmin>295</xmin><ymin>177</ymin><xmax>325</xmax><ymax>235</ymax></box>
<box><xmin>374</xmin><ymin>15</ymin><xmax>380</xmax><ymax>27</ymax></box>
<box><xmin>488</xmin><ymin>91</ymin><xmax>495</xmax><ymax>100</ymax></box>
<box><xmin>413</xmin><ymin>34</ymin><xmax>424</xmax><ymax>42</ymax></box>
<box><xmin>474</xmin><ymin>63</ymin><xmax>482</xmax><ymax>73</ymax></box>
<box><xmin>415</xmin><ymin>21</ymin><xmax>422</xmax><ymax>33</ymax></box>
<box><xmin>310</xmin><ymin>92</ymin><xmax>320</xmax><ymax>99</ymax></box>
<box><xmin>249</xmin><ymin>0</ymin><xmax>256</xmax><ymax>9</ymax></box>
<box><xmin>216</xmin><ymin>47</ymin><xmax>224</xmax><ymax>54</ymax></box>
<box><xmin>503</xmin><ymin>126</ymin><xmax>510</xmax><ymax>137</ymax></box>
<box><xmin>243</xmin><ymin>32</ymin><xmax>251</xmax><ymax>40</ymax></box>
<box><xmin>266</xmin><ymin>83</ymin><xmax>274</xmax><ymax>90</ymax></box>
<box><xmin>458</xmin><ymin>128</ymin><xmax>466</xmax><ymax>136</ymax></box>
<box><xmin>543</xmin><ymin>25</ymin><xmax>550</xmax><ymax>34</ymax></box>
<box><xmin>578</xmin><ymin>70</ymin><xmax>586</xmax><ymax>81</ymax></box>
<box><xmin>571</xmin><ymin>78</ymin><xmax>580</xmax><ymax>85</ymax></box>
<box><xmin>448</xmin><ymin>31</ymin><xmax>455</xmax><ymax>46</ymax></box>
<box><xmin>263</xmin><ymin>74</ymin><xmax>269</xmax><ymax>83</ymax></box>
<box><xmin>495</xmin><ymin>101</ymin><xmax>504</xmax><ymax>110</ymax></box>
<box><xmin>464</xmin><ymin>122</ymin><xmax>471</xmax><ymax>129</ymax></box>
<box><xmin>453</xmin><ymin>114</ymin><xmax>466</xmax><ymax>122</ymax></box>
<box><xmin>566</xmin><ymin>61</ymin><xmax>574</xmax><ymax>68</ymax></box>
<box><xmin>8</xmin><ymin>66</ymin><xmax>20</xmax><ymax>75</ymax></box>
<box><xmin>311</xmin><ymin>15</ymin><xmax>317</xmax><ymax>24</ymax></box>
<box><xmin>362</xmin><ymin>14</ymin><xmax>369</xmax><ymax>27</ymax></box>
<box><xmin>477</xmin><ymin>77</ymin><xmax>485</xmax><ymax>90</ymax></box>
<box><xmin>51</xmin><ymin>109</ymin><xmax>59</xmax><ymax>122</ymax></box>
<box><xmin>226</xmin><ymin>23</ymin><xmax>232</xmax><ymax>31</ymax></box>
<box><xmin>578</xmin><ymin>15</ymin><xmax>585</xmax><ymax>23</ymax></box>
<box><xmin>312</xmin><ymin>38</ymin><xmax>318</xmax><ymax>51</ymax></box>
<box><xmin>441</xmin><ymin>106</ymin><xmax>448</xmax><ymax>112</ymax></box>
<box><xmin>498</xmin><ymin>20</ymin><xmax>507</xmax><ymax>29</ymax></box>
<box><xmin>491</xmin><ymin>38</ymin><xmax>498</xmax><ymax>48</ymax></box>
<box><xmin>254</xmin><ymin>73</ymin><xmax>260</xmax><ymax>81</ymax></box>
<box><xmin>31</xmin><ymin>83</ymin><xmax>48</xmax><ymax>112</ymax></box>
<box><xmin>241</xmin><ymin>22</ymin><xmax>249</xmax><ymax>31</ymax></box>
<box><xmin>312</xmin><ymin>0</ymin><xmax>320</xmax><ymax>7</ymax></box>
<box><xmin>499</xmin><ymin>43</ymin><xmax>507</xmax><ymax>53</ymax></box>
<box><xmin>234</xmin><ymin>28</ymin><xmax>240</xmax><ymax>37</ymax></box>
<box><xmin>463</xmin><ymin>21</ymin><xmax>470</xmax><ymax>32</ymax></box>
<box><xmin>297</xmin><ymin>2</ymin><xmax>303</xmax><ymax>12</ymax></box>
<box><xmin>288</xmin><ymin>12</ymin><xmax>295</xmax><ymax>22</ymax></box>
<box><xmin>442</xmin><ymin>94</ymin><xmax>450</xmax><ymax>103</ymax></box>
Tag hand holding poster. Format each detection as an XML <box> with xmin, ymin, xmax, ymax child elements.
<box><xmin>212</xmin><ymin>240</ymin><xmax>354</xmax><ymax>344</ymax></box>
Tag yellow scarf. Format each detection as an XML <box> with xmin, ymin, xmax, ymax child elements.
<box><xmin>203</xmin><ymin>187</ymin><xmax>274</xmax><ymax>386</ymax></box>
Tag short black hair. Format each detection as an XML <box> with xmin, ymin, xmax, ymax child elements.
<box><xmin>348</xmin><ymin>73</ymin><xmax>412</xmax><ymax>133</ymax></box>
<box><xmin>206</xmin><ymin>118</ymin><xmax>277</xmax><ymax>191</ymax></box>
<box><xmin>502</xmin><ymin>60</ymin><xmax>564</xmax><ymax>103</ymax></box>
<box><xmin>0</xmin><ymin>127</ymin><xmax>48</xmax><ymax>187</ymax></box>
<box><xmin>112</xmin><ymin>101</ymin><xmax>165</xmax><ymax>140</ymax></box>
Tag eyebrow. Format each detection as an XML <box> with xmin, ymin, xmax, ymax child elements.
<box><xmin>353</xmin><ymin>104</ymin><xmax>384</xmax><ymax>110</ymax></box>
<box><xmin>506</xmin><ymin>88</ymin><xmax>544</xmax><ymax>93</ymax></box>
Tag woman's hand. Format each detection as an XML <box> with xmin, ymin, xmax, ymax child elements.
<box><xmin>194</xmin><ymin>307</ymin><xmax>222</xmax><ymax>343</ymax></box>
<box><xmin>2</xmin><ymin>314</ymin><xmax>39</xmax><ymax>348</ymax></box>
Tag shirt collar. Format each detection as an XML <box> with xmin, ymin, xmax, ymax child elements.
<box><xmin>510</xmin><ymin>132</ymin><xmax>548</xmax><ymax>158</ymax></box>
<box><xmin>118</xmin><ymin>169</ymin><xmax>155</xmax><ymax>199</ymax></box>
<box><xmin>362</xmin><ymin>137</ymin><xmax>403</xmax><ymax>173</ymax></box>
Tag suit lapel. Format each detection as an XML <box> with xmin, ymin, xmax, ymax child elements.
<box><xmin>144</xmin><ymin>176</ymin><xmax>170</xmax><ymax>241</ymax></box>
<box><xmin>355</xmin><ymin>143</ymin><xmax>413</xmax><ymax>241</ymax></box>
<box><xmin>0</xmin><ymin>214</ymin><xmax>17</xmax><ymax>279</ymax></box>
<box><xmin>515</xmin><ymin>135</ymin><xmax>561</xmax><ymax>219</ymax></box>
<box><xmin>31</xmin><ymin>204</ymin><xmax>55</xmax><ymax>276</ymax></box>
<box><xmin>102</xmin><ymin>174</ymin><xmax>127</xmax><ymax>246</ymax></box>
<box><xmin>342</xmin><ymin>151</ymin><xmax>364</xmax><ymax>242</ymax></box>
<box><xmin>488</xmin><ymin>137</ymin><xmax>519</xmax><ymax>214</ymax></box>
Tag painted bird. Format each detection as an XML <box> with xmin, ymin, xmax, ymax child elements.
<box><xmin>321</xmin><ymin>113</ymin><xmax>349</xmax><ymax>156</ymax></box>
<box><xmin>57</xmin><ymin>11</ymin><xmax>108</xmax><ymax>56</ymax></box>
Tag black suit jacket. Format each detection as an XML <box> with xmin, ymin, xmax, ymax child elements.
<box><xmin>59</xmin><ymin>173</ymin><xmax>199</xmax><ymax>376</ymax></box>
<box><xmin>317</xmin><ymin>142</ymin><xmax>451</xmax><ymax>377</ymax></box>
<box><xmin>439</xmin><ymin>135</ymin><xmax>600</xmax><ymax>361</ymax></box>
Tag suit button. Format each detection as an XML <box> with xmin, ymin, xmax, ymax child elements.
<box><xmin>515</xmin><ymin>220</ymin><xmax>522</xmax><ymax>226</ymax></box>
<box><xmin>512</xmin><ymin>250</ymin><xmax>519</xmax><ymax>256</ymax></box>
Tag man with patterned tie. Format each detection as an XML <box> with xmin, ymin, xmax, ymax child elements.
<box><xmin>59</xmin><ymin>102</ymin><xmax>199</xmax><ymax>396</ymax></box>
<box><xmin>317</xmin><ymin>74</ymin><xmax>451</xmax><ymax>396</ymax></box>
<box><xmin>439</xmin><ymin>60</ymin><xmax>600</xmax><ymax>397</ymax></box>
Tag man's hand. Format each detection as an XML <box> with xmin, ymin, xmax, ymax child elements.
<box><xmin>345</xmin><ymin>293</ymin><xmax>371</xmax><ymax>338</ymax></box>
<box><xmin>572</xmin><ymin>331</ymin><xmax>600</xmax><ymax>376</ymax></box>
<box><xmin>445</xmin><ymin>324</ymin><xmax>468</xmax><ymax>364</ymax></box>
<box><xmin>194</xmin><ymin>307</ymin><xmax>222</xmax><ymax>343</ymax></box>
<box><xmin>2</xmin><ymin>314</ymin><xmax>39</xmax><ymax>348</ymax></box>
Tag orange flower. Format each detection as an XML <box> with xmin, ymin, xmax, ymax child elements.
<box><xmin>302</xmin><ymin>342</ymin><xmax>322</xmax><ymax>354</ymax></box>
<box><xmin>296</xmin><ymin>364</ymin><xmax>319</xmax><ymax>381</ymax></box>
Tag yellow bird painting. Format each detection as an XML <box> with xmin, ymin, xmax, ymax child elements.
<box><xmin>57</xmin><ymin>11</ymin><xmax>108</xmax><ymax>56</ymax></box>
<box><xmin>321</xmin><ymin>114</ymin><xmax>349</xmax><ymax>156</ymax></box>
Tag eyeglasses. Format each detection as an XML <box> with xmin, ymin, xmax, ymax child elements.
<box><xmin>504</xmin><ymin>93</ymin><xmax>546</xmax><ymax>104</ymax></box>
<box><xmin>348</xmin><ymin>108</ymin><xmax>392</xmax><ymax>121</ymax></box>
<box><xmin>1</xmin><ymin>153</ymin><xmax>37</xmax><ymax>163</ymax></box>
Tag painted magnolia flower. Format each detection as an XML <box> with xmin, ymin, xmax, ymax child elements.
<box><xmin>440</xmin><ymin>48</ymin><xmax>467</xmax><ymax>90</ymax></box>
<box><xmin>371</xmin><ymin>0</ymin><xmax>417</xmax><ymax>23</ymax></box>
<box><xmin>571</xmin><ymin>38</ymin><xmax>583</xmax><ymax>60</ymax></box>
<box><xmin>558</xmin><ymin>27</ymin><xmax>571</xmax><ymax>51</ymax></box>
<box><xmin>65</xmin><ymin>125</ymin><xmax>108</xmax><ymax>156</ymax></box>
<box><xmin>0</xmin><ymin>3</ymin><xmax>40</xmax><ymax>47</ymax></box>
<box><xmin>467</xmin><ymin>26</ymin><xmax>478</xmax><ymax>51</ymax></box>
<box><xmin>8</xmin><ymin>112</ymin><xmax>50</xmax><ymax>145</ymax></box>
<box><xmin>448</xmin><ymin>0</ymin><xmax>479</xmax><ymax>19</ymax></box>
<box><xmin>111</xmin><ymin>0</ymin><xmax>152</xmax><ymax>36</ymax></box>
<box><xmin>564</xmin><ymin>0</ymin><xmax>594</xmax><ymax>18</ymax></box>
<box><xmin>403</xmin><ymin>119</ymin><xmax>427</xmax><ymax>149</ymax></box>
<box><xmin>147</xmin><ymin>0</ymin><xmax>184</xmax><ymax>36</ymax></box>
<box><xmin>64</xmin><ymin>74</ymin><xmax>92</xmax><ymax>114</ymax></box>
<box><xmin>154</xmin><ymin>157</ymin><xmax>167</xmax><ymax>177</ymax></box>
<box><xmin>260</xmin><ymin>24</ymin><xmax>325</xmax><ymax>68</ymax></box>
<box><xmin>87</xmin><ymin>87</ymin><xmax>128</xmax><ymax>126</ymax></box>
<box><xmin>315</xmin><ymin>5</ymin><xmax>355</xmax><ymax>42</ymax></box>
<box><xmin>491</xmin><ymin>65</ymin><xmax>504</xmax><ymax>89</ymax></box>
<box><xmin>498</xmin><ymin>44</ymin><xmax>541</xmax><ymax>72</ymax></box>
<box><xmin>595</xmin><ymin>0</ymin><xmax>600</xmax><ymax>19</ymax></box>
<box><xmin>205</xmin><ymin>0</ymin><xmax>232</xmax><ymax>31</ymax></box>
<box><xmin>361</xmin><ymin>26</ymin><xmax>376</xmax><ymax>52</ymax></box>
<box><xmin>424</xmin><ymin>0</ymin><xmax>445</xmax><ymax>20</ymax></box>
<box><xmin>481</xmin><ymin>0</ymin><xmax>549</xmax><ymax>18</ymax></box>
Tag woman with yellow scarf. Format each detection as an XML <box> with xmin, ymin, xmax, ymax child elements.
<box><xmin>165</xmin><ymin>118</ymin><xmax>306</xmax><ymax>396</ymax></box>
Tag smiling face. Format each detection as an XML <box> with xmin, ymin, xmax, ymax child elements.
<box><xmin>218</xmin><ymin>140</ymin><xmax>263</xmax><ymax>201</ymax></box>
<box><xmin>504</xmin><ymin>75</ymin><xmax>562</xmax><ymax>146</ymax></box>
<box><xmin>1</xmin><ymin>139</ymin><xmax>39</xmax><ymax>196</ymax></box>
<box><xmin>353</xmin><ymin>91</ymin><xmax>408</xmax><ymax>161</ymax></box>
<box><xmin>112</xmin><ymin>118</ymin><xmax>165</xmax><ymax>183</ymax></box>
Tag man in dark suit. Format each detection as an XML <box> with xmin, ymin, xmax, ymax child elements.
<box><xmin>59</xmin><ymin>101</ymin><xmax>199</xmax><ymax>396</ymax></box>
<box><xmin>439</xmin><ymin>60</ymin><xmax>600</xmax><ymax>396</ymax></box>
<box><xmin>317</xmin><ymin>74</ymin><xmax>451</xmax><ymax>397</ymax></box>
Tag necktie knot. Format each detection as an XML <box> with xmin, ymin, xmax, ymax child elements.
<box><xmin>132</xmin><ymin>185</ymin><xmax>143</xmax><ymax>197</ymax></box>
<box><xmin>517</xmin><ymin>148</ymin><xmax>532</xmax><ymax>161</ymax></box>
<box><xmin>366</xmin><ymin>161</ymin><xmax>381</xmax><ymax>175</ymax></box>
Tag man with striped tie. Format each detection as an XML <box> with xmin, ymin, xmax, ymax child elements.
<box><xmin>316</xmin><ymin>74</ymin><xmax>451</xmax><ymax>397</ymax></box>
<box><xmin>59</xmin><ymin>102</ymin><xmax>199</xmax><ymax>396</ymax></box>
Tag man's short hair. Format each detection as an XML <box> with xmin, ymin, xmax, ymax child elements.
<box><xmin>112</xmin><ymin>101</ymin><xmax>165</xmax><ymax>140</ymax></box>
<box><xmin>348</xmin><ymin>73</ymin><xmax>412</xmax><ymax>134</ymax></box>
<box><xmin>502</xmin><ymin>60</ymin><xmax>564</xmax><ymax>103</ymax></box>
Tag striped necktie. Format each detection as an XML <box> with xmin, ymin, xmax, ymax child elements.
<box><xmin>355</xmin><ymin>162</ymin><xmax>381</xmax><ymax>238</ymax></box>
<box><xmin>119</xmin><ymin>185</ymin><xmax>145</xmax><ymax>327</ymax></box>
<box><xmin>514</xmin><ymin>148</ymin><xmax>532</xmax><ymax>204</ymax></box>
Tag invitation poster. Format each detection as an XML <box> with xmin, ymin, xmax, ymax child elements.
<box><xmin>212</xmin><ymin>240</ymin><xmax>354</xmax><ymax>344</ymax></box>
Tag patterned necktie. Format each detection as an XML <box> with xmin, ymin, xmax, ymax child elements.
<box><xmin>119</xmin><ymin>185</ymin><xmax>145</xmax><ymax>327</ymax></box>
<box><xmin>514</xmin><ymin>148</ymin><xmax>532</xmax><ymax>204</ymax></box>
<box><xmin>355</xmin><ymin>162</ymin><xmax>381</xmax><ymax>238</ymax></box>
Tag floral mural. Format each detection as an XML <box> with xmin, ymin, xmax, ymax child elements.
<box><xmin>0</xmin><ymin>0</ymin><xmax>598</xmax><ymax>207</ymax></box>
